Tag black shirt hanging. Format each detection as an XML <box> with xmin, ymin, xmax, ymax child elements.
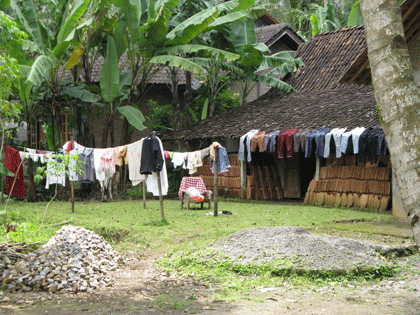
<box><xmin>140</xmin><ymin>135</ymin><xmax>164</xmax><ymax>175</ymax></box>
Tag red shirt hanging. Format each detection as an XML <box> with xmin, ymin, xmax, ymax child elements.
<box><xmin>5</xmin><ymin>145</ymin><xmax>26</xmax><ymax>199</ymax></box>
<box><xmin>277</xmin><ymin>129</ymin><xmax>299</xmax><ymax>158</ymax></box>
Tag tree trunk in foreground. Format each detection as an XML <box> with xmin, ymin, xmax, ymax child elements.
<box><xmin>360</xmin><ymin>0</ymin><xmax>420</xmax><ymax>250</ymax></box>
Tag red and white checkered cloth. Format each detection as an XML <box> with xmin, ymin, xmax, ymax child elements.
<box><xmin>178</xmin><ymin>177</ymin><xmax>207</xmax><ymax>199</ymax></box>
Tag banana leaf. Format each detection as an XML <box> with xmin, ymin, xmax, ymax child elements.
<box><xmin>100</xmin><ymin>36</ymin><xmax>119</xmax><ymax>103</ymax></box>
<box><xmin>0</xmin><ymin>162</ymin><xmax>15</xmax><ymax>177</ymax></box>
<box><xmin>118</xmin><ymin>106</ymin><xmax>146</xmax><ymax>131</ymax></box>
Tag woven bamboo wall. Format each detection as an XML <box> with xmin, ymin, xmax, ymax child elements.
<box><xmin>195</xmin><ymin>153</ymin><xmax>242</xmax><ymax>198</ymax></box>
<box><xmin>304</xmin><ymin>165</ymin><xmax>392</xmax><ymax>211</ymax></box>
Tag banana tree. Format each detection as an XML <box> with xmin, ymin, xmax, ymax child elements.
<box><xmin>98</xmin><ymin>36</ymin><xmax>133</xmax><ymax>148</ymax></box>
<box><xmin>162</xmin><ymin>0</ymin><xmax>279</xmax><ymax>118</ymax></box>
<box><xmin>310</xmin><ymin>0</ymin><xmax>339</xmax><ymax>36</ymax></box>
<box><xmin>110</xmin><ymin>0</ymin><xmax>243</xmax><ymax>143</ymax></box>
<box><xmin>217</xmin><ymin>7</ymin><xmax>303</xmax><ymax>107</ymax></box>
<box><xmin>10</xmin><ymin>0</ymin><xmax>91</xmax><ymax>149</ymax></box>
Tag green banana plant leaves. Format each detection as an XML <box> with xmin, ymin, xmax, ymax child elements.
<box><xmin>57</xmin><ymin>0</ymin><xmax>91</xmax><ymax>44</ymax></box>
<box><xmin>162</xmin><ymin>44</ymin><xmax>240</xmax><ymax>62</ymax></box>
<box><xmin>10</xmin><ymin>0</ymin><xmax>46</xmax><ymax>53</ymax></box>
<box><xmin>100</xmin><ymin>36</ymin><xmax>120</xmax><ymax>103</ymax></box>
<box><xmin>347</xmin><ymin>1</ymin><xmax>363</xmax><ymax>27</ymax></box>
<box><xmin>228</xmin><ymin>18</ymin><xmax>256</xmax><ymax>50</ymax></box>
<box><xmin>26</xmin><ymin>55</ymin><xmax>57</xmax><ymax>87</ymax></box>
<box><xmin>117</xmin><ymin>106</ymin><xmax>147</xmax><ymax>131</ymax></box>
<box><xmin>166</xmin><ymin>0</ymin><xmax>240</xmax><ymax>45</ymax></box>
<box><xmin>0</xmin><ymin>162</ymin><xmax>15</xmax><ymax>177</ymax></box>
<box><xmin>0</xmin><ymin>0</ymin><xmax>11</xmax><ymax>9</ymax></box>
<box><xmin>60</xmin><ymin>85</ymin><xmax>99</xmax><ymax>103</ymax></box>
<box><xmin>251</xmin><ymin>73</ymin><xmax>296</xmax><ymax>94</ymax></box>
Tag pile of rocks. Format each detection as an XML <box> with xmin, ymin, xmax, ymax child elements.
<box><xmin>1</xmin><ymin>225</ymin><xmax>123</xmax><ymax>293</ymax></box>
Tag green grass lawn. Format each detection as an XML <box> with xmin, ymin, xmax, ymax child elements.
<box><xmin>1</xmin><ymin>198</ymin><xmax>415</xmax><ymax>299</ymax></box>
<box><xmin>0</xmin><ymin>198</ymin><xmax>402</xmax><ymax>253</ymax></box>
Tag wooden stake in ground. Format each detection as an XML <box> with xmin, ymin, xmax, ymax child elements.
<box><xmin>157</xmin><ymin>171</ymin><xmax>164</xmax><ymax>221</ymax></box>
<box><xmin>143</xmin><ymin>180</ymin><xmax>147</xmax><ymax>209</ymax></box>
<box><xmin>213</xmin><ymin>148</ymin><xmax>218</xmax><ymax>217</ymax></box>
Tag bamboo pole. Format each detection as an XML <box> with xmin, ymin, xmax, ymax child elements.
<box><xmin>213</xmin><ymin>148</ymin><xmax>218</xmax><ymax>217</ymax></box>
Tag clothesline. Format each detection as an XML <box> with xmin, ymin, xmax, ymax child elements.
<box><xmin>164</xmin><ymin>141</ymin><xmax>231</xmax><ymax>176</ymax></box>
<box><xmin>4</xmin><ymin>137</ymin><xmax>232</xmax><ymax>201</ymax></box>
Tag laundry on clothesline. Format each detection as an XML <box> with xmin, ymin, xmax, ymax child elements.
<box><xmin>168</xmin><ymin>142</ymin><xmax>230</xmax><ymax>176</ymax></box>
<box><xmin>237</xmin><ymin>126</ymin><xmax>388</xmax><ymax>162</ymax></box>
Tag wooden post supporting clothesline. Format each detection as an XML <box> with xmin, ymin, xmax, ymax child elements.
<box><xmin>143</xmin><ymin>180</ymin><xmax>147</xmax><ymax>209</ymax></box>
<box><xmin>70</xmin><ymin>137</ymin><xmax>75</xmax><ymax>213</ymax></box>
<box><xmin>151</xmin><ymin>131</ymin><xmax>165</xmax><ymax>221</ymax></box>
<box><xmin>213</xmin><ymin>148</ymin><xmax>218</xmax><ymax>216</ymax></box>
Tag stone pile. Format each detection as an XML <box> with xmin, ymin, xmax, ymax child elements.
<box><xmin>1</xmin><ymin>225</ymin><xmax>123</xmax><ymax>293</ymax></box>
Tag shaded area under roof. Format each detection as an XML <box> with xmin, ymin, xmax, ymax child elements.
<box><xmin>255</xmin><ymin>23</ymin><xmax>304</xmax><ymax>50</ymax></box>
<box><xmin>167</xmin><ymin>84</ymin><xmax>379</xmax><ymax>141</ymax></box>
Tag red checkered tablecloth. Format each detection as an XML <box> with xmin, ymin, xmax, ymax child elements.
<box><xmin>178</xmin><ymin>177</ymin><xmax>207</xmax><ymax>199</ymax></box>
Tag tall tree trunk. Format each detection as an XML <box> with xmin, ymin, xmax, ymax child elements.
<box><xmin>360</xmin><ymin>0</ymin><xmax>420</xmax><ymax>249</ymax></box>
<box><xmin>101</xmin><ymin>119</ymin><xmax>110</xmax><ymax>148</ymax></box>
<box><xmin>167</xmin><ymin>67</ymin><xmax>182</xmax><ymax>131</ymax></box>
<box><xmin>183</xmin><ymin>70</ymin><xmax>194</xmax><ymax>127</ymax></box>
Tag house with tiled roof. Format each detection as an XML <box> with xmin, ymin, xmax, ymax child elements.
<box><xmin>29</xmin><ymin>15</ymin><xmax>301</xmax><ymax>149</ymax></box>
<box><xmin>168</xmin><ymin>25</ymin><xmax>382</xmax><ymax>203</ymax></box>
<box><xmin>167</xmin><ymin>0</ymin><xmax>420</xmax><ymax>215</ymax></box>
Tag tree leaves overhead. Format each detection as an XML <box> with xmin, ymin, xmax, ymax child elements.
<box><xmin>57</xmin><ymin>0</ymin><xmax>91</xmax><ymax>44</ymax></box>
<box><xmin>207</xmin><ymin>9</ymin><xmax>249</xmax><ymax>30</ymax></box>
<box><xmin>228</xmin><ymin>18</ymin><xmax>256</xmax><ymax>49</ymax></box>
<box><xmin>27</xmin><ymin>55</ymin><xmax>57</xmax><ymax>86</ymax></box>
<box><xmin>190</xmin><ymin>57</ymin><xmax>243</xmax><ymax>75</ymax></box>
<box><xmin>0</xmin><ymin>162</ymin><xmax>15</xmax><ymax>177</ymax></box>
<box><xmin>251</xmin><ymin>73</ymin><xmax>296</xmax><ymax>94</ymax></box>
<box><xmin>166</xmin><ymin>7</ymin><xmax>219</xmax><ymax>45</ymax></box>
<box><xmin>100</xmin><ymin>36</ymin><xmax>120</xmax><ymax>103</ymax></box>
<box><xmin>162</xmin><ymin>44</ymin><xmax>240</xmax><ymax>62</ymax></box>
<box><xmin>60</xmin><ymin>84</ymin><xmax>99</xmax><ymax>103</ymax></box>
<box><xmin>10</xmin><ymin>0</ymin><xmax>46</xmax><ymax>53</ymax></box>
<box><xmin>149</xmin><ymin>55</ymin><xmax>203</xmax><ymax>73</ymax></box>
<box><xmin>347</xmin><ymin>1</ymin><xmax>363</xmax><ymax>27</ymax></box>
<box><xmin>117</xmin><ymin>105</ymin><xmax>146</xmax><ymax>131</ymax></box>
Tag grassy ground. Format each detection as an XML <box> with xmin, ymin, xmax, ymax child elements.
<box><xmin>0</xmin><ymin>198</ymin><xmax>406</xmax><ymax>253</ymax></box>
<box><xmin>0</xmin><ymin>198</ymin><xmax>417</xmax><ymax>300</ymax></box>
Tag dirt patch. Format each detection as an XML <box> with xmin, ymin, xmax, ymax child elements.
<box><xmin>1</xmin><ymin>253</ymin><xmax>420</xmax><ymax>315</ymax></box>
<box><xmin>1</xmin><ymin>226</ymin><xmax>420</xmax><ymax>315</ymax></box>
